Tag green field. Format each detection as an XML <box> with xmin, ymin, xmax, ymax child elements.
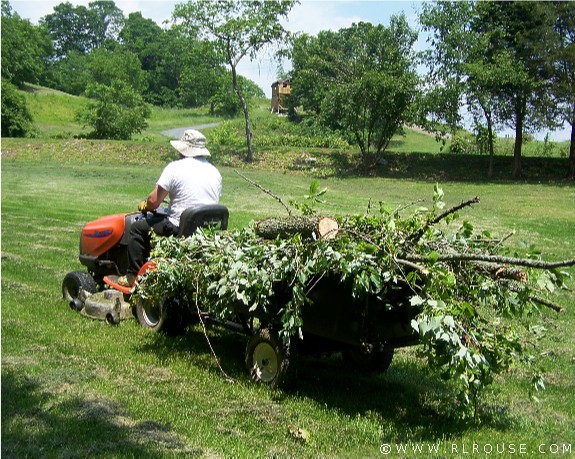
<box><xmin>2</xmin><ymin>87</ymin><xmax>575</xmax><ymax>457</ymax></box>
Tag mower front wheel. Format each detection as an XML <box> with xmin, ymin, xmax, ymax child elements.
<box><xmin>62</xmin><ymin>271</ymin><xmax>97</xmax><ymax>302</ymax></box>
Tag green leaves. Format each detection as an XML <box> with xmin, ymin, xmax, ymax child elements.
<box><xmin>76</xmin><ymin>80</ymin><xmax>151</xmax><ymax>140</ymax></box>
<box><xmin>290</xmin><ymin>17</ymin><xmax>420</xmax><ymax>163</ymax></box>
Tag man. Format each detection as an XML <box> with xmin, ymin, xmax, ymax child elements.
<box><xmin>117</xmin><ymin>129</ymin><xmax>222</xmax><ymax>287</ymax></box>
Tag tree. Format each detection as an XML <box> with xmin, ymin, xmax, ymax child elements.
<box><xmin>176</xmin><ymin>39</ymin><xmax>225</xmax><ymax>108</ymax></box>
<box><xmin>119</xmin><ymin>12</ymin><xmax>224</xmax><ymax>107</ymax></box>
<box><xmin>48</xmin><ymin>50</ymin><xmax>91</xmax><ymax>95</ymax></box>
<box><xmin>119</xmin><ymin>12</ymin><xmax>163</xmax><ymax>72</ymax></box>
<box><xmin>420</xmin><ymin>1</ymin><xmax>558</xmax><ymax>179</ymax></box>
<box><xmin>1</xmin><ymin>78</ymin><xmax>35</xmax><ymax>137</ymax></box>
<box><xmin>291</xmin><ymin>18</ymin><xmax>419</xmax><ymax>167</ymax></box>
<box><xmin>120</xmin><ymin>12</ymin><xmax>178</xmax><ymax>105</ymax></box>
<box><xmin>549</xmin><ymin>2</ymin><xmax>575</xmax><ymax>180</ymax></box>
<box><xmin>88</xmin><ymin>47</ymin><xmax>147</xmax><ymax>93</ymax></box>
<box><xmin>40</xmin><ymin>1</ymin><xmax>123</xmax><ymax>58</ymax></box>
<box><xmin>87</xmin><ymin>0</ymin><xmax>124</xmax><ymax>43</ymax></box>
<box><xmin>420</xmin><ymin>1</ymin><xmax>505</xmax><ymax>177</ymax></box>
<box><xmin>474</xmin><ymin>1</ymin><xmax>557</xmax><ymax>178</ymax></box>
<box><xmin>209</xmin><ymin>73</ymin><xmax>265</xmax><ymax>117</ymax></box>
<box><xmin>173</xmin><ymin>0</ymin><xmax>298</xmax><ymax>162</ymax></box>
<box><xmin>1</xmin><ymin>0</ymin><xmax>53</xmax><ymax>86</ymax></box>
<box><xmin>75</xmin><ymin>80</ymin><xmax>151</xmax><ymax>140</ymax></box>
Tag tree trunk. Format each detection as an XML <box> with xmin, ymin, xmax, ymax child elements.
<box><xmin>512</xmin><ymin>96</ymin><xmax>525</xmax><ymax>179</ymax></box>
<box><xmin>476</xmin><ymin>98</ymin><xmax>495</xmax><ymax>178</ymax></box>
<box><xmin>231</xmin><ymin>62</ymin><xmax>254</xmax><ymax>162</ymax></box>
<box><xmin>487</xmin><ymin>112</ymin><xmax>494</xmax><ymax>179</ymax></box>
<box><xmin>569</xmin><ymin>103</ymin><xmax>575</xmax><ymax>180</ymax></box>
<box><xmin>255</xmin><ymin>216</ymin><xmax>339</xmax><ymax>240</ymax></box>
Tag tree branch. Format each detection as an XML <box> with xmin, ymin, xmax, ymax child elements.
<box><xmin>234</xmin><ymin>169</ymin><xmax>292</xmax><ymax>216</ymax></box>
<box><xmin>506</xmin><ymin>284</ymin><xmax>564</xmax><ymax>313</ymax></box>
<box><xmin>404</xmin><ymin>253</ymin><xmax>575</xmax><ymax>270</ymax></box>
<box><xmin>407</xmin><ymin>196</ymin><xmax>481</xmax><ymax>244</ymax></box>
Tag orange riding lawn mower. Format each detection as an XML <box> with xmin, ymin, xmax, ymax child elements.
<box><xmin>62</xmin><ymin>204</ymin><xmax>229</xmax><ymax>328</ymax></box>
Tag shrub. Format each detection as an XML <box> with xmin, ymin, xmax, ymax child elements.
<box><xmin>75</xmin><ymin>80</ymin><xmax>151</xmax><ymax>140</ymax></box>
<box><xmin>1</xmin><ymin>78</ymin><xmax>35</xmax><ymax>137</ymax></box>
<box><xmin>449</xmin><ymin>133</ymin><xmax>475</xmax><ymax>155</ymax></box>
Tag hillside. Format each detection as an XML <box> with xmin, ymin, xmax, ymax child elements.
<box><xmin>4</xmin><ymin>84</ymin><xmax>571</xmax><ymax>181</ymax></box>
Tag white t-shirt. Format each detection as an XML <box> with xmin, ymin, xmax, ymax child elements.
<box><xmin>157</xmin><ymin>157</ymin><xmax>222</xmax><ymax>226</ymax></box>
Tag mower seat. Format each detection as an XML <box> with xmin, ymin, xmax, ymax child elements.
<box><xmin>177</xmin><ymin>204</ymin><xmax>229</xmax><ymax>238</ymax></box>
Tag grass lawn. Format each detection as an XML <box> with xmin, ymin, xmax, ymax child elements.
<box><xmin>2</xmin><ymin>84</ymin><xmax>574</xmax><ymax>457</ymax></box>
<box><xmin>2</xmin><ymin>152</ymin><xmax>574</xmax><ymax>457</ymax></box>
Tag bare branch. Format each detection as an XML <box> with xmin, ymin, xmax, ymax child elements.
<box><xmin>506</xmin><ymin>284</ymin><xmax>564</xmax><ymax>313</ymax></box>
<box><xmin>395</xmin><ymin>257</ymin><xmax>430</xmax><ymax>276</ymax></box>
<box><xmin>393</xmin><ymin>198</ymin><xmax>426</xmax><ymax>215</ymax></box>
<box><xmin>528</xmin><ymin>295</ymin><xmax>563</xmax><ymax>313</ymax></box>
<box><xmin>404</xmin><ymin>253</ymin><xmax>575</xmax><ymax>270</ymax></box>
<box><xmin>407</xmin><ymin>196</ymin><xmax>481</xmax><ymax>244</ymax></box>
<box><xmin>234</xmin><ymin>169</ymin><xmax>292</xmax><ymax>216</ymax></box>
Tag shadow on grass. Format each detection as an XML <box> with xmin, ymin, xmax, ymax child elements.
<box><xmin>138</xmin><ymin>324</ymin><xmax>519</xmax><ymax>441</ymax></box>
<box><xmin>1</xmin><ymin>367</ymin><xmax>197</xmax><ymax>458</ymax></box>
<box><xmin>311</xmin><ymin>151</ymin><xmax>574</xmax><ymax>184</ymax></box>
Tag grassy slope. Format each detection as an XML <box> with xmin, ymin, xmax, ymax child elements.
<box><xmin>2</xmin><ymin>87</ymin><xmax>574</xmax><ymax>457</ymax></box>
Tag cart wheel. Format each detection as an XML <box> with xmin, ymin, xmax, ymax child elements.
<box><xmin>62</xmin><ymin>271</ymin><xmax>97</xmax><ymax>302</ymax></box>
<box><xmin>245</xmin><ymin>328</ymin><xmax>297</xmax><ymax>389</ymax></box>
<box><xmin>135</xmin><ymin>296</ymin><xmax>187</xmax><ymax>336</ymax></box>
<box><xmin>342</xmin><ymin>346</ymin><xmax>395</xmax><ymax>373</ymax></box>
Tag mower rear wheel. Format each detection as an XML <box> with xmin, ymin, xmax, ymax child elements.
<box><xmin>135</xmin><ymin>296</ymin><xmax>187</xmax><ymax>336</ymax></box>
<box><xmin>62</xmin><ymin>271</ymin><xmax>98</xmax><ymax>302</ymax></box>
<box><xmin>245</xmin><ymin>328</ymin><xmax>297</xmax><ymax>389</ymax></box>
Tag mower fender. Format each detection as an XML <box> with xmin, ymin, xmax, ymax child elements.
<box><xmin>137</xmin><ymin>260</ymin><xmax>157</xmax><ymax>278</ymax></box>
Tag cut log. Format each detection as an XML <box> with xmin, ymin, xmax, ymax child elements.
<box><xmin>255</xmin><ymin>216</ymin><xmax>339</xmax><ymax>240</ymax></box>
<box><xmin>473</xmin><ymin>261</ymin><xmax>528</xmax><ymax>282</ymax></box>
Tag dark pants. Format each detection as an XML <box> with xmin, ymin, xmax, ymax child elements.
<box><xmin>127</xmin><ymin>215</ymin><xmax>178</xmax><ymax>276</ymax></box>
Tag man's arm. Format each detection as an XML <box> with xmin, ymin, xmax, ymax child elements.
<box><xmin>145</xmin><ymin>184</ymin><xmax>168</xmax><ymax>211</ymax></box>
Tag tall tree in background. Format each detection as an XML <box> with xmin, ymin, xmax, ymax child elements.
<box><xmin>420</xmin><ymin>1</ymin><xmax>558</xmax><ymax>179</ymax></box>
<box><xmin>291</xmin><ymin>17</ymin><xmax>419</xmax><ymax>167</ymax></box>
<box><xmin>119</xmin><ymin>12</ymin><xmax>171</xmax><ymax>104</ymax></box>
<box><xmin>120</xmin><ymin>14</ymin><xmax>224</xmax><ymax>108</ymax></box>
<box><xmin>173</xmin><ymin>0</ymin><xmax>298</xmax><ymax>162</ymax></box>
<box><xmin>550</xmin><ymin>2</ymin><xmax>575</xmax><ymax>180</ymax></box>
<box><xmin>418</xmin><ymin>1</ymin><xmax>471</xmax><ymax>135</ymax></box>
<box><xmin>88</xmin><ymin>0</ymin><xmax>124</xmax><ymax>44</ymax></box>
<box><xmin>1</xmin><ymin>0</ymin><xmax>53</xmax><ymax>86</ymax></box>
<box><xmin>41</xmin><ymin>1</ymin><xmax>123</xmax><ymax>58</ymax></box>
<box><xmin>420</xmin><ymin>1</ymin><xmax>508</xmax><ymax>178</ymax></box>
<box><xmin>87</xmin><ymin>47</ymin><xmax>147</xmax><ymax>93</ymax></box>
<box><xmin>474</xmin><ymin>1</ymin><xmax>556</xmax><ymax>178</ymax></box>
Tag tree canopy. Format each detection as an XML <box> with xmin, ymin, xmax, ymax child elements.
<box><xmin>420</xmin><ymin>1</ymin><xmax>568</xmax><ymax>178</ymax></box>
<box><xmin>1</xmin><ymin>0</ymin><xmax>53</xmax><ymax>86</ymax></box>
<box><xmin>290</xmin><ymin>17</ymin><xmax>419</xmax><ymax>166</ymax></box>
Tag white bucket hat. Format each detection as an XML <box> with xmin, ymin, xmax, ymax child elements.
<box><xmin>170</xmin><ymin>129</ymin><xmax>211</xmax><ymax>157</ymax></box>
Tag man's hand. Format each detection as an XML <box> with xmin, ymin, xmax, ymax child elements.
<box><xmin>138</xmin><ymin>200</ymin><xmax>148</xmax><ymax>213</ymax></box>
